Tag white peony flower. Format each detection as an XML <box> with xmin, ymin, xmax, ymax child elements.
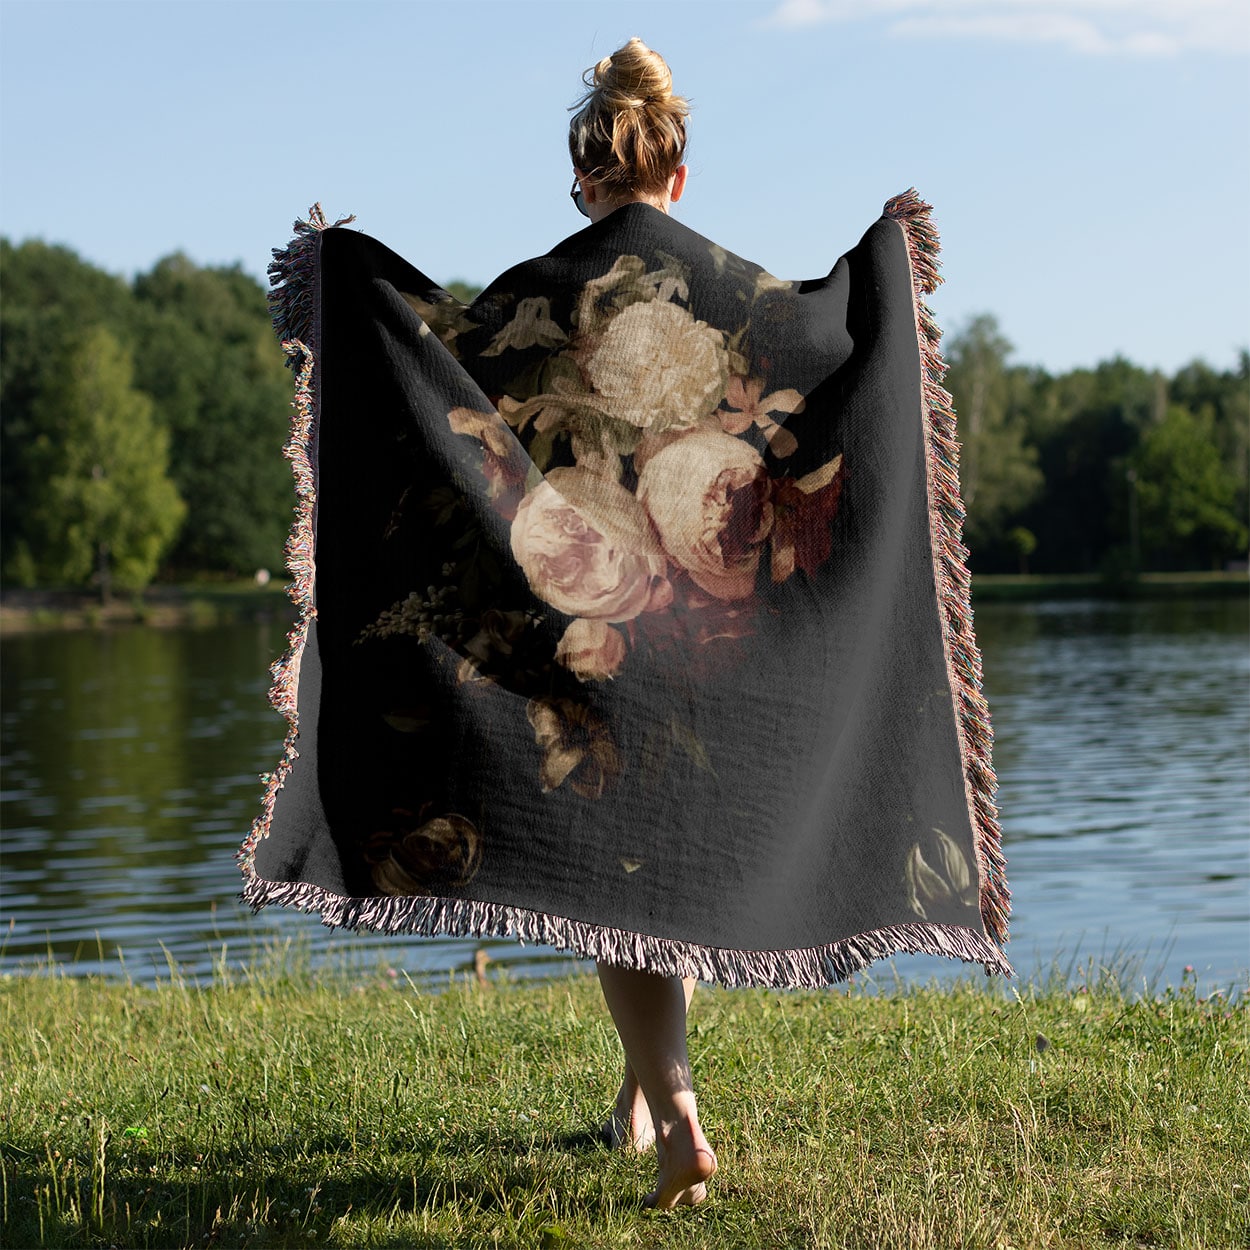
<box><xmin>585</xmin><ymin>301</ymin><xmax>729</xmax><ymax>434</ymax></box>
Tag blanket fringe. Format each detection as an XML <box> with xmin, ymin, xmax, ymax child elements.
<box><xmin>239</xmin><ymin>207</ymin><xmax>345</xmax><ymax>878</ymax></box>
<box><xmin>240</xmin><ymin>870</ymin><xmax>1013</xmax><ymax>988</ymax></box>
<box><xmin>236</xmin><ymin>341</ymin><xmax>317</xmax><ymax>877</ymax></box>
<box><xmin>884</xmin><ymin>189</ymin><xmax>1011</xmax><ymax>947</ymax></box>
<box><xmin>266</xmin><ymin>203</ymin><xmax>355</xmax><ymax>354</ymax></box>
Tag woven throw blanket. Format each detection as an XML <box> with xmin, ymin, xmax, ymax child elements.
<box><xmin>238</xmin><ymin>191</ymin><xmax>1011</xmax><ymax>987</ymax></box>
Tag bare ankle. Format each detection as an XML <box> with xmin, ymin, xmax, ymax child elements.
<box><xmin>602</xmin><ymin>1076</ymin><xmax>655</xmax><ymax>1151</ymax></box>
<box><xmin>655</xmin><ymin>1109</ymin><xmax>709</xmax><ymax>1153</ymax></box>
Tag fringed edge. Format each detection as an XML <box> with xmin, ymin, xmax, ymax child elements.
<box><xmin>883</xmin><ymin>188</ymin><xmax>1011</xmax><ymax>948</ymax></box>
<box><xmin>236</xmin><ymin>340</ymin><xmax>318</xmax><ymax>879</ymax></box>
<box><xmin>240</xmin><ymin>206</ymin><xmax>348</xmax><ymax>877</ymax></box>
<box><xmin>266</xmin><ymin>204</ymin><xmax>355</xmax><ymax>355</ymax></box>
<box><xmin>240</xmin><ymin>871</ymin><xmax>1013</xmax><ymax>988</ymax></box>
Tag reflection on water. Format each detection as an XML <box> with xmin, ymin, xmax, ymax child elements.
<box><xmin>2</xmin><ymin>597</ymin><xmax>1246</xmax><ymax>990</ymax></box>
<box><xmin>963</xmin><ymin>596</ymin><xmax>1249</xmax><ymax>990</ymax></box>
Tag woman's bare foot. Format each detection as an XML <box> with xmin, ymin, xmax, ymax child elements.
<box><xmin>601</xmin><ymin>1073</ymin><xmax>655</xmax><ymax>1151</ymax></box>
<box><xmin>643</xmin><ymin>1115</ymin><xmax>717</xmax><ymax>1209</ymax></box>
<box><xmin>594</xmin><ymin>965</ymin><xmax>711</xmax><ymax>1206</ymax></box>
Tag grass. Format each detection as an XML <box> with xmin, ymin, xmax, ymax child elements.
<box><xmin>1</xmin><ymin>958</ymin><xmax>1246</xmax><ymax>1250</ymax></box>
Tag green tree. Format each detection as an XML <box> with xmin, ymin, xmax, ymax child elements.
<box><xmin>1</xmin><ymin>239</ymin><xmax>139</xmax><ymax>580</ymax></box>
<box><xmin>1007</xmin><ymin>526</ymin><xmax>1037</xmax><ymax>574</ymax></box>
<box><xmin>444</xmin><ymin>279</ymin><xmax>483</xmax><ymax>304</ymax></box>
<box><xmin>1169</xmin><ymin>353</ymin><xmax>1250</xmax><ymax>539</ymax></box>
<box><xmin>131</xmin><ymin>255</ymin><xmax>292</xmax><ymax>574</ymax></box>
<box><xmin>943</xmin><ymin>315</ymin><xmax>1043</xmax><ymax>560</ymax></box>
<box><xmin>1131</xmin><ymin>404</ymin><xmax>1247</xmax><ymax>569</ymax></box>
<box><xmin>1021</xmin><ymin>357</ymin><xmax>1161</xmax><ymax>573</ymax></box>
<box><xmin>23</xmin><ymin>328</ymin><xmax>185</xmax><ymax>598</ymax></box>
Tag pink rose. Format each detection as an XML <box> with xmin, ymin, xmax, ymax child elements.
<box><xmin>555</xmin><ymin>617</ymin><xmax>628</xmax><ymax>681</ymax></box>
<box><xmin>636</xmin><ymin>429</ymin><xmax>772</xmax><ymax>601</ymax></box>
<box><xmin>510</xmin><ymin>466</ymin><xmax>671</xmax><ymax>621</ymax></box>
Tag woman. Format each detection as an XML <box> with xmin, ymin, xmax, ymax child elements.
<box><xmin>566</xmin><ymin>37</ymin><xmax>718</xmax><ymax>1211</ymax></box>
<box><xmin>245</xmin><ymin>36</ymin><xmax>1009</xmax><ymax>1217</ymax></box>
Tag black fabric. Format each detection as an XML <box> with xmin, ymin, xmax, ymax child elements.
<box><xmin>246</xmin><ymin>199</ymin><xmax>1010</xmax><ymax>985</ymax></box>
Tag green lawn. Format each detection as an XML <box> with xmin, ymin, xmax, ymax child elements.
<box><xmin>2</xmin><ymin>960</ymin><xmax>1246</xmax><ymax>1249</ymax></box>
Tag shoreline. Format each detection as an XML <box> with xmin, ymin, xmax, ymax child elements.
<box><xmin>1</xmin><ymin>571</ymin><xmax>1245</xmax><ymax>635</ymax></box>
<box><xmin>0</xmin><ymin>582</ymin><xmax>295</xmax><ymax>634</ymax></box>
<box><xmin>969</xmin><ymin>569</ymin><xmax>1248</xmax><ymax>602</ymax></box>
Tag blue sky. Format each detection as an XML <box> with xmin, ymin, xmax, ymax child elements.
<box><xmin>2</xmin><ymin>0</ymin><xmax>1246</xmax><ymax>375</ymax></box>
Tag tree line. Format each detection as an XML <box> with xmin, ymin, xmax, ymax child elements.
<box><xmin>945</xmin><ymin>316</ymin><xmax>1247</xmax><ymax>576</ymax></box>
<box><xmin>1</xmin><ymin>238</ymin><xmax>1245</xmax><ymax>596</ymax></box>
<box><xmin>2</xmin><ymin>239</ymin><xmax>294</xmax><ymax>596</ymax></box>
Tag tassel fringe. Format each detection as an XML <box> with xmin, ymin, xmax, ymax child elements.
<box><xmin>239</xmin><ymin>198</ymin><xmax>1013</xmax><ymax>989</ymax></box>
<box><xmin>240</xmin><ymin>871</ymin><xmax>1013</xmax><ymax>988</ymax></box>
<box><xmin>237</xmin><ymin>205</ymin><xmax>345</xmax><ymax>882</ymax></box>
<box><xmin>884</xmin><ymin>188</ymin><xmax>1011</xmax><ymax>947</ymax></box>
<box><xmin>266</xmin><ymin>203</ymin><xmax>355</xmax><ymax>355</ymax></box>
<box><xmin>235</xmin><ymin>339</ymin><xmax>317</xmax><ymax>880</ymax></box>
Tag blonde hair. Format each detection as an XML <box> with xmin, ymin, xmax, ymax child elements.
<box><xmin>568</xmin><ymin>38</ymin><xmax>689</xmax><ymax>198</ymax></box>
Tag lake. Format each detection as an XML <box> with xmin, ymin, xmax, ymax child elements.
<box><xmin>2</xmin><ymin>596</ymin><xmax>1247</xmax><ymax>994</ymax></box>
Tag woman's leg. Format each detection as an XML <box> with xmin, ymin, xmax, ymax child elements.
<box><xmin>595</xmin><ymin>962</ymin><xmax>717</xmax><ymax>1208</ymax></box>
<box><xmin>602</xmin><ymin>976</ymin><xmax>696</xmax><ymax>1151</ymax></box>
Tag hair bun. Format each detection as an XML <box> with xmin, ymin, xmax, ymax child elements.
<box><xmin>594</xmin><ymin>36</ymin><xmax>673</xmax><ymax>109</ymax></box>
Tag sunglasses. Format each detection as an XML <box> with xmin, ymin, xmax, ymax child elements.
<box><xmin>570</xmin><ymin>177</ymin><xmax>589</xmax><ymax>219</ymax></box>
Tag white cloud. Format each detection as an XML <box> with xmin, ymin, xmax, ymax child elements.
<box><xmin>766</xmin><ymin>0</ymin><xmax>1250</xmax><ymax>57</ymax></box>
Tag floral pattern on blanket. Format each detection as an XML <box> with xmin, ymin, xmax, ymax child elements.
<box><xmin>361</xmin><ymin>245</ymin><xmax>846</xmax><ymax>826</ymax></box>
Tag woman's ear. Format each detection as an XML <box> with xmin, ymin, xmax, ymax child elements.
<box><xmin>669</xmin><ymin>164</ymin><xmax>688</xmax><ymax>203</ymax></box>
<box><xmin>575</xmin><ymin>168</ymin><xmax>599</xmax><ymax>205</ymax></box>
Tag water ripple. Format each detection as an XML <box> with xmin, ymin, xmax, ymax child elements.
<box><xmin>1</xmin><ymin>602</ymin><xmax>1246</xmax><ymax>991</ymax></box>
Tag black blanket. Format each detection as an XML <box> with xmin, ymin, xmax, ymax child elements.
<box><xmin>239</xmin><ymin>191</ymin><xmax>1011</xmax><ymax>987</ymax></box>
